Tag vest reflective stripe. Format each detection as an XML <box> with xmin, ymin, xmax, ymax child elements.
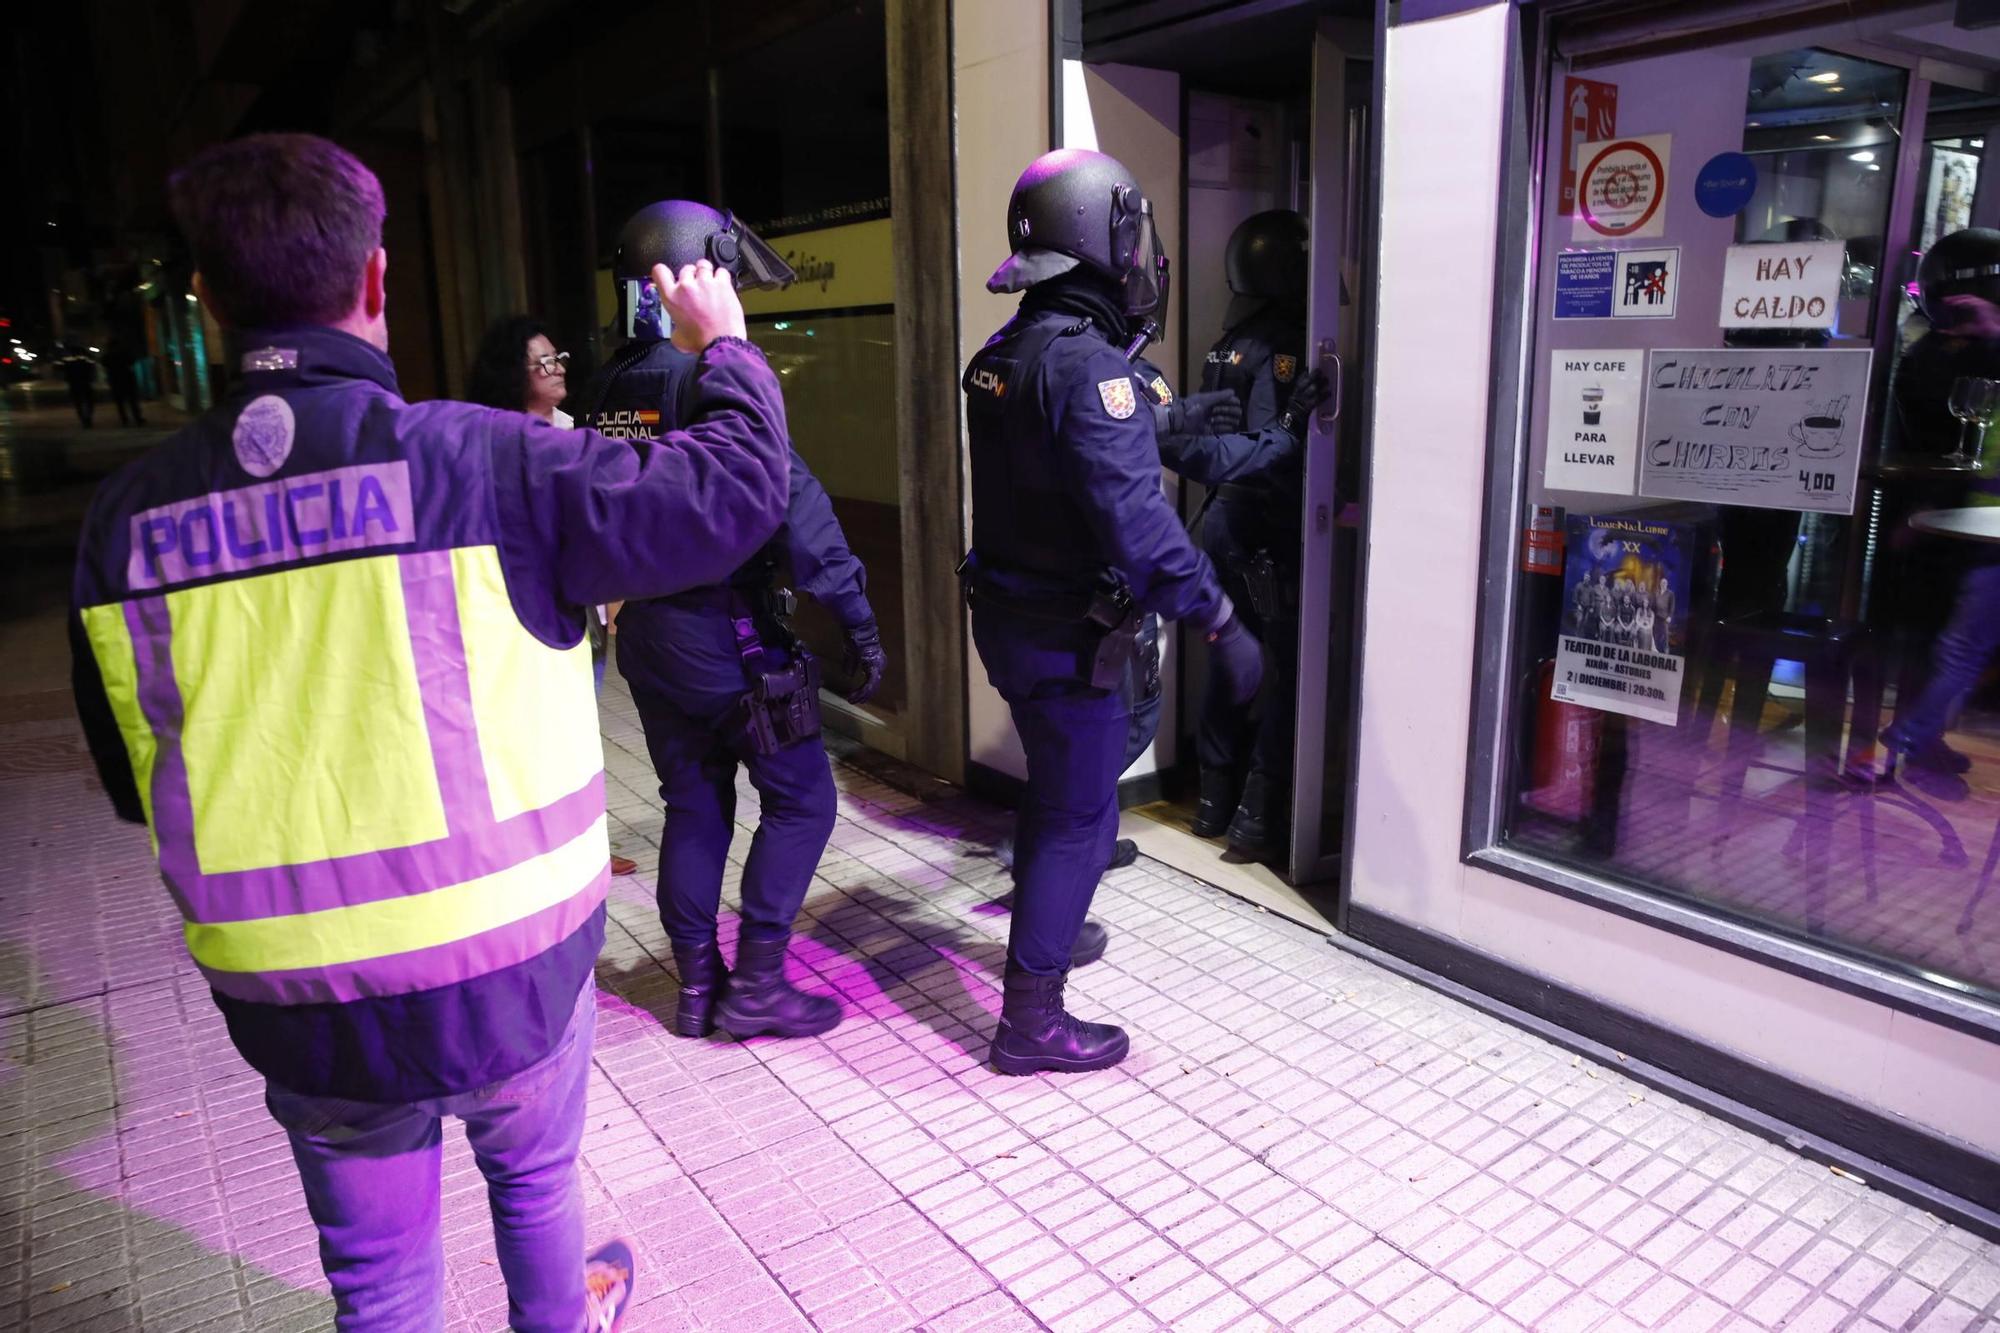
<box><xmin>81</xmin><ymin>543</ymin><xmax>603</xmax><ymax>1006</ymax></box>
<box><xmin>187</xmin><ymin>814</ymin><xmax>609</xmax><ymax>974</ymax></box>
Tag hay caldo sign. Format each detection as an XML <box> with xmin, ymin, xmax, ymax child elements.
<box><xmin>1718</xmin><ymin>241</ymin><xmax>1845</xmax><ymax>330</ymax></box>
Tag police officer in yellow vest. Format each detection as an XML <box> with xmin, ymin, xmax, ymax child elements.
<box><xmin>68</xmin><ymin>133</ymin><xmax>793</xmax><ymax>1332</ymax></box>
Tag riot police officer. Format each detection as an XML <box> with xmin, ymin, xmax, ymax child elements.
<box><xmin>577</xmin><ymin>201</ymin><xmax>888</xmax><ymax>1041</ymax></box>
<box><xmin>963</xmin><ymin>149</ymin><xmax>1264</xmax><ymax>1074</ymax></box>
<box><xmin>1186</xmin><ymin>209</ymin><xmax>1329</xmax><ymax>859</ymax></box>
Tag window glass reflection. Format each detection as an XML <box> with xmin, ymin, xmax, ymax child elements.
<box><xmin>1502</xmin><ymin>26</ymin><xmax>2000</xmax><ymax>1007</ymax></box>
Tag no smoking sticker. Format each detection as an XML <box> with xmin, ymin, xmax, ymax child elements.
<box><xmin>1573</xmin><ymin>134</ymin><xmax>1671</xmax><ymax>242</ymax></box>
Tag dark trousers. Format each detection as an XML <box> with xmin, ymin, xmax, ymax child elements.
<box><xmin>1196</xmin><ymin>501</ymin><xmax>1296</xmax><ymax>784</ymax></box>
<box><xmin>1888</xmin><ymin>558</ymin><xmax>2000</xmax><ymax>751</ymax></box>
<box><xmin>617</xmin><ymin>607</ymin><xmax>837</xmax><ymax>952</ymax></box>
<box><xmin>67</xmin><ymin>382</ymin><xmax>94</xmax><ymax>427</ymax></box>
<box><xmin>108</xmin><ymin>370</ymin><xmax>143</xmax><ymax>425</ymax></box>
<box><xmin>972</xmin><ymin>606</ymin><xmax>1130</xmax><ymax>975</ymax></box>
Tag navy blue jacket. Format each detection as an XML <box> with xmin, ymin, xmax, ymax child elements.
<box><xmin>1133</xmin><ymin>356</ymin><xmax>1296</xmax><ymax>487</ymax></box>
<box><xmin>68</xmin><ymin>324</ymin><xmax>790</xmax><ymax>1102</ymax></box>
<box><xmin>578</xmin><ymin>338</ymin><xmax>873</xmax><ymax>632</ymax></box>
<box><xmin>1197</xmin><ymin>302</ymin><xmax>1308</xmax><ymax>494</ymax></box>
<box><xmin>965</xmin><ymin>308</ymin><xmax>1230</xmax><ymax>634</ymax></box>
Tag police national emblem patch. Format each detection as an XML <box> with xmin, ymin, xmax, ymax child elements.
<box><xmin>1098</xmin><ymin>377</ymin><xmax>1137</xmax><ymax>420</ymax></box>
<box><xmin>1149</xmin><ymin>375</ymin><xmax>1173</xmax><ymax>405</ymax></box>
<box><xmin>1274</xmin><ymin>354</ymin><xmax>1298</xmax><ymax>383</ymax></box>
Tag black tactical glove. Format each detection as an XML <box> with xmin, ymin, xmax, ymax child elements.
<box><xmin>1151</xmin><ymin>389</ymin><xmax>1244</xmax><ymax>439</ymax></box>
<box><xmin>1278</xmin><ymin>369</ymin><xmax>1334</xmax><ymax>438</ymax></box>
<box><xmin>842</xmin><ymin>619</ymin><xmax>888</xmax><ymax>704</ymax></box>
<box><xmin>1203</xmin><ymin>611</ymin><xmax>1264</xmax><ymax>707</ymax></box>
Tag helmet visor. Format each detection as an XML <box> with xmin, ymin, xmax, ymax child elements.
<box><xmin>1122</xmin><ymin>210</ymin><xmax>1170</xmax><ymax>319</ymax></box>
<box><xmin>721</xmin><ymin>213</ymin><xmax>797</xmax><ymax>290</ymax></box>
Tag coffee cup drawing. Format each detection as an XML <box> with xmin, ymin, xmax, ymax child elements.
<box><xmin>1582</xmin><ymin>385</ymin><xmax>1604</xmax><ymax>426</ymax></box>
<box><xmin>1788</xmin><ymin>395</ymin><xmax>1848</xmax><ymax>458</ymax></box>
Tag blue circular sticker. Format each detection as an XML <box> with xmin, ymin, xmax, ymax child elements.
<box><xmin>1695</xmin><ymin>152</ymin><xmax>1758</xmax><ymax>218</ymax></box>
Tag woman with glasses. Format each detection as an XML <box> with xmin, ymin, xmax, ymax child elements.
<box><xmin>469</xmin><ymin>315</ymin><xmax>638</xmax><ymax>877</ymax></box>
<box><xmin>468</xmin><ymin>315</ymin><xmax>572</xmax><ymax>424</ymax></box>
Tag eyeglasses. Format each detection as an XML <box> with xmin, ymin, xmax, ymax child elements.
<box><xmin>527</xmin><ymin>351</ymin><xmax>570</xmax><ymax>376</ymax></box>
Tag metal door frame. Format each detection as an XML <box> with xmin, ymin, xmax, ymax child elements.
<box><xmin>1291</xmin><ymin>20</ymin><xmax>1375</xmax><ymax>885</ymax></box>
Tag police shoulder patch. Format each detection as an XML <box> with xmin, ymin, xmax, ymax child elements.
<box><xmin>1273</xmin><ymin>354</ymin><xmax>1297</xmax><ymax>383</ymax></box>
<box><xmin>1098</xmin><ymin>377</ymin><xmax>1137</xmax><ymax>420</ymax></box>
<box><xmin>1149</xmin><ymin>375</ymin><xmax>1173</xmax><ymax>405</ymax></box>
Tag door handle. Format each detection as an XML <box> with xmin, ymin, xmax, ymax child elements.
<box><xmin>1317</xmin><ymin>338</ymin><xmax>1342</xmax><ymax>429</ymax></box>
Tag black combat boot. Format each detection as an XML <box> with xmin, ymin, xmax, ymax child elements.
<box><xmin>669</xmin><ymin>936</ymin><xmax>726</xmax><ymax>1039</ymax></box>
<box><xmin>1192</xmin><ymin>768</ymin><xmax>1240</xmax><ymax>838</ymax></box>
<box><xmin>990</xmin><ymin>966</ymin><xmax>1129</xmax><ymax>1075</ymax></box>
<box><xmin>1226</xmin><ymin>770</ymin><xmax>1280</xmax><ymax>859</ymax></box>
<box><xmin>715</xmin><ymin>927</ymin><xmax>843</xmax><ymax>1039</ymax></box>
<box><xmin>1107</xmin><ymin>837</ymin><xmax>1138</xmax><ymax>869</ymax></box>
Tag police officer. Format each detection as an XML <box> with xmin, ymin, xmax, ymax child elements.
<box><xmin>1185</xmin><ymin>209</ymin><xmax>1330</xmax><ymax>859</ymax></box>
<box><xmin>72</xmin><ymin>133</ymin><xmax>795</xmax><ymax>1328</ymax></box>
<box><xmin>577</xmin><ymin>201</ymin><xmax>886</xmax><ymax>1042</ymax></box>
<box><xmin>964</xmin><ymin>149</ymin><xmax>1264</xmax><ymax>1074</ymax></box>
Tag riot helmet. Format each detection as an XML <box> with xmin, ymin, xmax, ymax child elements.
<box><xmin>1918</xmin><ymin>227</ymin><xmax>2000</xmax><ymax>327</ymax></box>
<box><xmin>986</xmin><ymin>149</ymin><xmax>1169</xmax><ymax>319</ymax></box>
<box><xmin>1225</xmin><ymin>210</ymin><xmax>1308</xmax><ymax>300</ymax></box>
<box><xmin>611</xmin><ymin>200</ymin><xmax>795</xmax><ymax>340</ymax></box>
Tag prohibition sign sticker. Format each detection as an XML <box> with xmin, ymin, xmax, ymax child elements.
<box><xmin>1573</xmin><ymin>134</ymin><xmax>1671</xmax><ymax>241</ymax></box>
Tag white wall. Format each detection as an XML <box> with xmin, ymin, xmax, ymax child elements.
<box><xmin>1352</xmin><ymin>3</ymin><xmax>2000</xmax><ymax>1156</ymax></box>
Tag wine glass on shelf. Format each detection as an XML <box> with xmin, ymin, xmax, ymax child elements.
<box><xmin>1946</xmin><ymin>376</ymin><xmax>2000</xmax><ymax>470</ymax></box>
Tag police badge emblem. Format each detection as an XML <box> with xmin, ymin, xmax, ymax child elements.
<box><xmin>1149</xmin><ymin>375</ymin><xmax>1172</xmax><ymax>405</ymax></box>
<box><xmin>1274</xmin><ymin>354</ymin><xmax>1298</xmax><ymax>383</ymax></box>
<box><xmin>1098</xmin><ymin>377</ymin><xmax>1137</xmax><ymax>420</ymax></box>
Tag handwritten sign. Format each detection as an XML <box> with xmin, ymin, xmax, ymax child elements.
<box><xmin>1718</xmin><ymin>241</ymin><xmax>1845</xmax><ymax>330</ymax></box>
<box><xmin>1546</xmin><ymin>349</ymin><xmax>1644</xmax><ymax>494</ymax></box>
<box><xmin>1638</xmin><ymin>348</ymin><xmax>1872</xmax><ymax>513</ymax></box>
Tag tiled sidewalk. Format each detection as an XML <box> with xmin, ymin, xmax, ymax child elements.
<box><xmin>1</xmin><ymin>677</ymin><xmax>1996</xmax><ymax>1332</ymax></box>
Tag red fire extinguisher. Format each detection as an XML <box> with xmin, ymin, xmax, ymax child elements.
<box><xmin>1522</xmin><ymin>660</ymin><xmax>1601</xmax><ymax>822</ymax></box>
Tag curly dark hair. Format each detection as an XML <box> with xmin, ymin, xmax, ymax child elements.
<box><xmin>466</xmin><ymin>315</ymin><xmax>551</xmax><ymax>411</ymax></box>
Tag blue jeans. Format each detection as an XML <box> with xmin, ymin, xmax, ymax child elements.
<box><xmin>1888</xmin><ymin>559</ymin><xmax>2000</xmax><ymax>751</ymax></box>
<box><xmin>265</xmin><ymin>980</ymin><xmax>597</xmax><ymax>1333</ymax></box>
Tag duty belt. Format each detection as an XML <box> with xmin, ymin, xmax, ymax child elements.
<box><xmin>957</xmin><ymin>554</ymin><xmax>1142</xmax><ymax>690</ymax></box>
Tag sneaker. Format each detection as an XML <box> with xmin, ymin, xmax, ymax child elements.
<box><xmin>609</xmin><ymin>854</ymin><xmax>638</xmax><ymax>877</ymax></box>
<box><xmin>584</xmin><ymin>1237</ymin><xmax>637</xmax><ymax>1332</ymax></box>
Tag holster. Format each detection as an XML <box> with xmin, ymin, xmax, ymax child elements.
<box><xmin>1234</xmin><ymin>549</ymin><xmax>1299</xmax><ymax>624</ymax></box>
<box><xmin>728</xmin><ymin>587</ymin><xmax>823</xmax><ymax>755</ymax></box>
<box><xmin>1084</xmin><ymin>584</ymin><xmax>1142</xmax><ymax>691</ymax></box>
<box><xmin>737</xmin><ymin>654</ymin><xmax>823</xmax><ymax>755</ymax></box>
<box><xmin>959</xmin><ymin>552</ymin><xmax>1141</xmax><ymax>691</ymax></box>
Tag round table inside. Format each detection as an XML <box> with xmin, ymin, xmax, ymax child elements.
<box><xmin>1909</xmin><ymin>506</ymin><xmax>2000</xmax><ymax>543</ymax></box>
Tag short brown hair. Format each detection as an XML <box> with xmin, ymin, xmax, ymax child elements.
<box><xmin>168</xmin><ymin>133</ymin><xmax>386</xmax><ymax>328</ymax></box>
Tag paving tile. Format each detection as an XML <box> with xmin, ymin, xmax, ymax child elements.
<box><xmin>0</xmin><ymin>675</ymin><xmax>1993</xmax><ymax>1333</ymax></box>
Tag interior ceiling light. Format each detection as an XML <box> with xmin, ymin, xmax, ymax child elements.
<box><xmin>1808</xmin><ymin>71</ymin><xmax>1842</xmax><ymax>84</ymax></box>
<box><xmin>1850</xmin><ymin>150</ymin><xmax>1875</xmax><ymax>162</ymax></box>
<box><xmin>1814</xmin><ymin>134</ymin><xmax>1837</xmax><ymax>141</ymax></box>
<box><xmin>1827</xmin><ymin>85</ymin><xmax>1845</xmax><ymax>93</ymax></box>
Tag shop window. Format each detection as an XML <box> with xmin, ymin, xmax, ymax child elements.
<box><xmin>1485</xmin><ymin>9</ymin><xmax>2000</xmax><ymax>1009</ymax></box>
